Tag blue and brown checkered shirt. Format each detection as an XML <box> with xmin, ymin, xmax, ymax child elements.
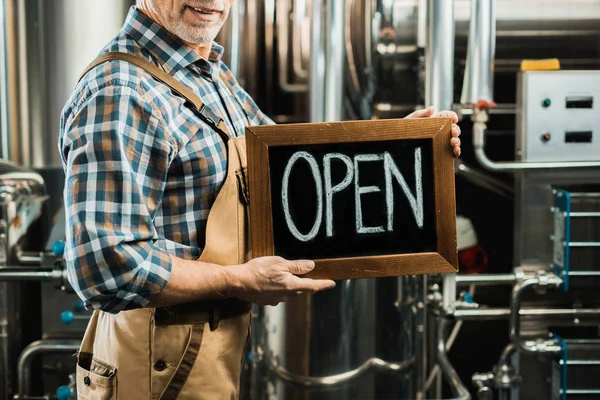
<box><xmin>59</xmin><ymin>7</ymin><xmax>273</xmax><ymax>313</ymax></box>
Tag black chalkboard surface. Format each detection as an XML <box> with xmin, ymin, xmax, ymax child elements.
<box><xmin>269</xmin><ymin>139</ymin><xmax>436</xmax><ymax>260</ymax></box>
<box><xmin>246</xmin><ymin>118</ymin><xmax>457</xmax><ymax>280</ymax></box>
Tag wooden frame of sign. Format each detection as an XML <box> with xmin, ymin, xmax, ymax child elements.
<box><xmin>245</xmin><ymin>118</ymin><xmax>458</xmax><ymax>280</ymax></box>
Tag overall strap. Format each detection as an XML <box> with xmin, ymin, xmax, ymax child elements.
<box><xmin>79</xmin><ymin>52</ymin><xmax>232</xmax><ymax>142</ymax></box>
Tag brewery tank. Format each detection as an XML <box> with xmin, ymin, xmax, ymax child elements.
<box><xmin>0</xmin><ymin>2</ymin><xmax>133</xmax><ymax>397</ymax></box>
<box><xmin>228</xmin><ymin>0</ymin><xmax>600</xmax><ymax>399</ymax></box>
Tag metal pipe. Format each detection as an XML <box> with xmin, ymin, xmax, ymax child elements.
<box><xmin>429</xmin><ymin>0</ymin><xmax>458</xmax><ymax>309</ymax></box>
<box><xmin>426</xmin><ymin>0</ymin><xmax>454</xmax><ymax>111</ymax></box>
<box><xmin>473</xmin><ymin>112</ymin><xmax>600</xmax><ymax>170</ymax></box>
<box><xmin>569</xmin><ymin>192</ymin><xmax>600</xmax><ymax>198</ymax></box>
<box><xmin>453</xmin><ymin>308</ymin><xmax>511</xmax><ymax>320</ymax></box>
<box><xmin>426</xmin><ymin>285</ymin><xmax>476</xmax><ymax>393</ymax></box>
<box><xmin>323</xmin><ymin>0</ymin><xmax>344</xmax><ymax>122</ymax></box>
<box><xmin>0</xmin><ymin>0</ymin><xmax>10</xmax><ymax>159</ymax></box>
<box><xmin>498</xmin><ymin>343</ymin><xmax>516</xmax><ymax>366</ymax></box>
<box><xmin>278</xmin><ymin>0</ymin><xmax>308</xmax><ymax>92</ymax></box>
<box><xmin>17</xmin><ymin>340</ymin><xmax>81</xmax><ymax>396</ymax></box>
<box><xmin>15</xmin><ymin>251</ymin><xmax>43</xmax><ymax>266</ymax></box>
<box><xmin>568</xmin><ymin>271</ymin><xmax>600</xmax><ymax>277</ymax></box>
<box><xmin>309</xmin><ymin>0</ymin><xmax>345</xmax><ymax>122</ymax></box>
<box><xmin>437</xmin><ymin>318</ymin><xmax>471</xmax><ymax>400</ymax></box>
<box><xmin>0</xmin><ymin>267</ymin><xmax>53</xmax><ymax>281</ymax></box>
<box><xmin>566</xmin><ymin>360</ymin><xmax>600</xmax><ymax>365</ymax></box>
<box><xmin>292</xmin><ymin>0</ymin><xmax>309</xmax><ymax>79</ymax></box>
<box><xmin>568</xmin><ymin>241</ymin><xmax>600</xmax><ymax>247</ymax></box>
<box><xmin>16</xmin><ymin>0</ymin><xmax>28</xmax><ymax>166</ymax></box>
<box><xmin>266</xmin><ymin>354</ymin><xmax>415</xmax><ymax>387</ymax></box>
<box><xmin>264</xmin><ymin>0</ymin><xmax>275</xmax><ymax>113</ymax></box>
<box><xmin>460</xmin><ymin>0</ymin><xmax>495</xmax><ymax>105</ymax></box>
<box><xmin>570</xmin><ymin>212</ymin><xmax>600</xmax><ymax>218</ymax></box>
<box><xmin>309</xmin><ymin>0</ymin><xmax>324</xmax><ymax>121</ymax></box>
<box><xmin>510</xmin><ymin>275</ymin><xmax>562</xmax><ymax>354</ymax></box>
<box><xmin>416</xmin><ymin>274</ymin><xmax>428</xmax><ymax>398</ymax></box>
<box><xmin>565</xmin><ymin>390</ymin><xmax>600</xmax><ymax>395</ymax></box>
<box><xmin>455</xmin><ymin>274</ymin><xmax>516</xmax><ymax>286</ymax></box>
<box><xmin>344</xmin><ymin>0</ymin><xmax>360</xmax><ymax>93</ymax></box>
<box><xmin>455</xmin><ymin>160</ymin><xmax>514</xmax><ymax>199</ymax></box>
<box><xmin>453</xmin><ymin>307</ymin><xmax>600</xmax><ymax>320</ymax></box>
<box><xmin>457</xmin><ymin>104</ymin><xmax>516</xmax><ymax>116</ymax></box>
<box><xmin>227</xmin><ymin>0</ymin><xmax>240</xmax><ymax>79</ymax></box>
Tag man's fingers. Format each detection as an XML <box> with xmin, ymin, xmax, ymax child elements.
<box><xmin>432</xmin><ymin>110</ymin><xmax>459</xmax><ymax>124</ymax></box>
<box><xmin>289</xmin><ymin>276</ymin><xmax>336</xmax><ymax>292</ymax></box>
<box><xmin>405</xmin><ymin>106</ymin><xmax>435</xmax><ymax>119</ymax></box>
<box><xmin>452</xmin><ymin>123</ymin><xmax>461</xmax><ymax>137</ymax></box>
<box><xmin>453</xmin><ymin>146</ymin><xmax>461</xmax><ymax>158</ymax></box>
<box><xmin>285</xmin><ymin>259</ymin><xmax>315</xmax><ymax>275</ymax></box>
<box><xmin>450</xmin><ymin>137</ymin><xmax>461</xmax><ymax>148</ymax></box>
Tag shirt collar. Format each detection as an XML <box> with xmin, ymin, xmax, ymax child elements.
<box><xmin>122</xmin><ymin>6</ymin><xmax>225</xmax><ymax>73</ymax></box>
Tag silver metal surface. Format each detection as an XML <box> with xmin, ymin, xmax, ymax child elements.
<box><xmin>455</xmin><ymin>274</ymin><xmax>516</xmax><ymax>286</ymax></box>
<box><xmin>277</xmin><ymin>0</ymin><xmax>309</xmax><ymax>92</ymax></box>
<box><xmin>425</xmin><ymin>0</ymin><xmax>454</xmax><ymax>111</ymax></box>
<box><xmin>0</xmin><ymin>0</ymin><xmax>9</xmax><ymax>159</ymax></box>
<box><xmin>425</xmin><ymin>0</ymin><xmax>457</xmax><ymax>313</ymax></box>
<box><xmin>455</xmin><ymin>160</ymin><xmax>513</xmax><ymax>199</ymax></box>
<box><xmin>0</xmin><ymin>267</ymin><xmax>52</xmax><ymax>281</ymax></box>
<box><xmin>460</xmin><ymin>0</ymin><xmax>495</xmax><ymax>105</ymax></box>
<box><xmin>567</xmin><ymin>241</ymin><xmax>600</xmax><ymax>247</ymax></box>
<box><xmin>0</xmin><ymin>161</ymin><xmax>46</xmax><ymax>400</ymax></box>
<box><xmin>309</xmin><ymin>0</ymin><xmax>345</xmax><ymax>122</ymax></box>
<box><xmin>509</xmin><ymin>273</ymin><xmax>562</xmax><ymax>354</ymax></box>
<box><xmin>570</xmin><ymin>212</ymin><xmax>600</xmax><ymax>217</ymax></box>
<box><xmin>473</xmin><ymin>110</ymin><xmax>600</xmax><ymax>171</ymax></box>
<box><xmin>252</xmin><ymin>276</ymin><xmax>419</xmax><ymax>399</ymax></box>
<box><xmin>223</xmin><ymin>0</ymin><xmax>240</xmax><ymax>79</ymax></box>
<box><xmin>0</xmin><ymin>0</ymin><xmax>133</xmax><ymax>167</ymax></box>
<box><xmin>453</xmin><ymin>308</ymin><xmax>600</xmax><ymax>320</ymax></box>
<box><xmin>17</xmin><ymin>339</ymin><xmax>80</xmax><ymax>396</ymax></box>
<box><xmin>437</xmin><ymin>318</ymin><xmax>471</xmax><ymax>400</ymax></box>
<box><xmin>266</xmin><ymin>354</ymin><xmax>415</xmax><ymax>386</ymax></box>
<box><xmin>517</xmin><ymin>71</ymin><xmax>600</xmax><ymax>163</ymax></box>
<box><xmin>308</xmin><ymin>0</ymin><xmax>324</xmax><ymax>122</ymax></box>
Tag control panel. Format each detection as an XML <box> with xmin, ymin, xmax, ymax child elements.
<box><xmin>517</xmin><ymin>71</ymin><xmax>600</xmax><ymax>162</ymax></box>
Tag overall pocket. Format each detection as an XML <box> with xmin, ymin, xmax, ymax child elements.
<box><xmin>76</xmin><ymin>352</ymin><xmax>117</xmax><ymax>400</ymax></box>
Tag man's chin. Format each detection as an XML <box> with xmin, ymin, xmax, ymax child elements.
<box><xmin>171</xmin><ymin>26</ymin><xmax>220</xmax><ymax>45</ymax></box>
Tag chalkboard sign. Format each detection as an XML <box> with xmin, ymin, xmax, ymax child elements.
<box><xmin>245</xmin><ymin>118</ymin><xmax>458</xmax><ymax>280</ymax></box>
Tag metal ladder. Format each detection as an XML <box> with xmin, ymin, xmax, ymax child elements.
<box><xmin>551</xmin><ymin>189</ymin><xmax>600</xmax><ymax>399</ymax></box>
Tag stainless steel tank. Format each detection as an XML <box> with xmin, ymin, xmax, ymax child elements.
<box><xmin>0</xmin><ymin>161</ymin><xmax>46</xmax><ymax>399</ymax></box>
<box><xmin>0</xmin><ymin>2</ymin><xmax>133</xmax><ymax>397</ymax></box>
<box><xmin>226</xmin><ymin>0</ymin><xmax>600</xmax><ymax>122</ymax></box>
<box><xmin>230</xmin><ymin>1</ymin><xmax>600</xmax><ymax>399</ymax></box>
<box><xmin>0</xmin><ymin>0</ymin><xmax>134</xmax><ymax>168</ymax></box>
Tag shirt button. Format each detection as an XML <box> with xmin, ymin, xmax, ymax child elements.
<box><xmin>84</xmin><ymin>376</ymin><xmax>91</xmax><ymax>386</ymax></box>
<box><xmin>154</xmin><ymin>360</ymin><xmax>167</xmax><ymax>371</ymax></box>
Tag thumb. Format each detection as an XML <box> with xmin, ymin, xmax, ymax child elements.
<box><xmin>287</xmin><ymin>259</ymin><xmax>315</xmax><ymax>275</ymax></box>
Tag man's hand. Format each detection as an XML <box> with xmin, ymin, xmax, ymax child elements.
<box><xmin>405</xmin><ymin>106</ymin><xmax>462</xmax><ymax>158</ymax></box>
<box><xmin>228</xmin><ymin>256</ymin><xmax>336</xmax><ymax>306</ymax></box>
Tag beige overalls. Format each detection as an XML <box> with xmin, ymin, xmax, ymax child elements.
<box><xmin>74</xmin><ymin>52</ymin><xmax>253</xmax><ymax>399</ymax></box>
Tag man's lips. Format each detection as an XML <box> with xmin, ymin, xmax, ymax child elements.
<box><xmin>185</xmin><ymin>4</ymin><xmax>223</xmax><ymax>21</ymax></box>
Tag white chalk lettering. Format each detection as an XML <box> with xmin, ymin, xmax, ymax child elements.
<box><xmin>282</xmin><ymin>151</ymin><xmax>324</xmax><ymax>242</ymax></box>
<box><xmin>324</xmin><ymin>153</ymin><xmax>353</xmax><ymax>237</ymax></box>
<box><xmin>384</xmin><ymin>148</ymin><xmax>423</xmax><ymax>230</ymax></box>
<box><xmin>354</xmin><ymin>154</ymin><xmax>386</xmax><ymax>234</ymax></box>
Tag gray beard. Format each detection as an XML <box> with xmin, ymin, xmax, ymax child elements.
<box><xmin>169</xmin><ymin>4</ymin><xmax>230</xmax><ymax>45</ymax></box>
<box><xmin>170</xmin><ymin>20</ymin><xmax>225</xmax><ymax>44</ymax></box>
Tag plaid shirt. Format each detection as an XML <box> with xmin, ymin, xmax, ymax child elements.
<box><xmin>59</xmin><ymin>7</ymin><xmax>273</xmax><ymax>313</ymax></box>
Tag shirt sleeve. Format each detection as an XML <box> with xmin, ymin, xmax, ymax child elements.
<box><xmin>59</xmin><ymin>82</ymin><xmax>175</xmax><ymax>314</ymax></box>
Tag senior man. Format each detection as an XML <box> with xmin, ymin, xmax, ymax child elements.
<box><xmin>59</xmin><ymin>1</ymin><xmax>462</xmax><ymax>398</ymax></box>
